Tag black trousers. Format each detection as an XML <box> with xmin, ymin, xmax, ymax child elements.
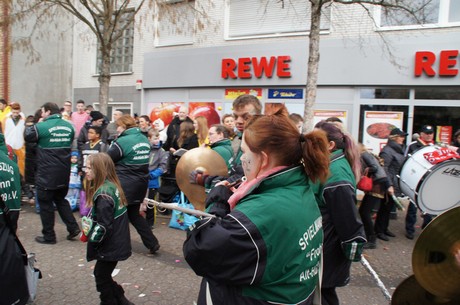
<box><xmin>146</xmin><ymin>188</ymin><xmax>158</xmax><ymax>227</ymax></box>
<box><xmin>127</xmin><ymin>204</ymin><xmax>159</xmax><ymax>250</ymax></box>
<box><xmin>374</xmin><ymin>196</ymin><xmax>395</xmax><ymax>234</ymax></box>
<box><xmin>359</xmin><ymin>194</ymin><xmax>380</xmax><ymax>238</ymax></box>
<box><xmin>321</xmin><ymin>287</ymin><xmax>339</xmax><ymax>305</ymax></box>
<box><xmin>94</xmin><ymin>260</ymin><xmax>118</xmax><ymax>305</ymax></box>
<box><xmin>37</xmin><ymin>187</ymin><xmax>79</xmax><ymax>241</ymax></box>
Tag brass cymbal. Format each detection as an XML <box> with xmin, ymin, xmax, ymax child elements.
<box><xmin>392</xmin><ymin>275</ymin><xmax>458</xmax><ymax>305</ymax></box>
<box><xmin>175</xmin><ymin>147</ymin><xmax>228</xmax><ymax>211</ymax></box>
<box><xmin>412</xmin><ymin>206</ymin><xmax>460</xmax><ymax>300</ymax></box>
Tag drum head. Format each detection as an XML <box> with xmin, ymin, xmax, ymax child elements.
<box><xmin>416</xmin><ymin>159</ymin><xmax>460</xmax><ymax>215</ymax></box>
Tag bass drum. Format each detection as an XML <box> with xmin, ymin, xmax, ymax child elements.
<box><xmin>399</xmin><ymin>146</ymin><xmax>460</xmax><ymax>215</ymax></box>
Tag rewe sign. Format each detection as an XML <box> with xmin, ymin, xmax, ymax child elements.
<box><xmin>221</xmin><ymin>56</ymin><xmax>291</xmax><ymax>79</ymax></box>
<box><xmin>415</xmin><ymin>50</ymin><xmax>459</xmax><ymax>77</ymax></box>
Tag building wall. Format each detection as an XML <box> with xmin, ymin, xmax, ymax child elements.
<box><xmin>71</xmin><ymin>1</ymin><xmax>460</xmax><ymax>136</ymax></box>
<box><xmin>8</xmin><ymin>6</ymin><xmax>73</xmax><ymax>116</ymax></box>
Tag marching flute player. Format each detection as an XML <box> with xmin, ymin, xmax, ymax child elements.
<box><xmin>183</xmin><ymin>106</ymin><xmax>330</xmax><ymax>305</ymax></box>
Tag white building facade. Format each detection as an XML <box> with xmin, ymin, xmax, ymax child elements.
<box><xmin>72</xmin><ymin>0</ymin><xmax>460</xmax><ymax>151</ymax></box>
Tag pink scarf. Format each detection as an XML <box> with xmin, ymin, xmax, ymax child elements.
<box><xmin>228</xmin><ymin>166</ymin><xmax>288</xmax><ymax>210</ymax></box>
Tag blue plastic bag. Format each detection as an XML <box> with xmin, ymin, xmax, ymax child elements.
<box><xmin>168</xmin><ymin>192</ymin><xmax>199</xmax><ymax>230</ymax></box>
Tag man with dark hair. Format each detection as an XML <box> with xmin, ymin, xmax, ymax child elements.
<box><xmin>71</xmin><ymin>99</ymin><xmax>89</xmax><ymax>136</ymax></box>
<box><xmin>77</xmin><ymin>110</ymin><xmax>109</xmax><ymax>151</ymax></box>
<box><xmin>63</xmin><ymin>101</ymin><xmax>72</xmax><ymax>116</ymax></box>
<box><xmin>231</xmin><ymin>94</ymin><xmax>263</xmax><ymax>159</ymax></box>
<box><xmin>25</xmin><ymin>102</ymin><xmax>80</xmax><ymax>244</ymax></box>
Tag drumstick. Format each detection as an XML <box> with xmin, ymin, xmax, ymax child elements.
<box><xmin>391</xmin><ymin>195</ymin><xmax>405</xmax><ymax>211</ymax></box>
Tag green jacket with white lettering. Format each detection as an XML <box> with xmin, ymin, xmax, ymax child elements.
<box><xmin>0</xmin><ymin>151</ymin><xmax>21</xmax><ymax>213</ymax></box>
<box><xmin>184</xmin><ymin>166</ymin><xmax>323</xmax><ymax>305</ymax></box>
<box><xmin>24</xmin><ymin>114</ymin><xmax>74</xmax><ymax>190</ymax></box>
<box><xmin>107</xmin><ymin>127</ymin><xmax>150</xmax><ymax>205</ymax></box>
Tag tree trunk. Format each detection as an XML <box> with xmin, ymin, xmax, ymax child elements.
<box><xmin>98</xmin><ymin>48</ymin><xmax>111</xmax><ymax>115</ymax></box>
<box><xmin>303</xmin><ymin>0</ymin><xmax>323</xmax><ymax>133</ymax></box>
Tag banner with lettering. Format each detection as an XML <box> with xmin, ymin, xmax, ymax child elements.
<box><xmin>313</xmin><ymin>110</ymin><xmax>348</xmax><ymax>130</ymax></box>
<box><xmin>224</xmin><ymin>88</ymin><xmax>262</xmax><ymax>100</ymax></box>
<box><xmin>268</xmin><ymin>88</ymin><xmax>303</xmax><ymax>99</ymax></box>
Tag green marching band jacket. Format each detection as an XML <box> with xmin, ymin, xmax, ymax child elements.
<box><xmin>107</xmin><ymin>127</ymin><xmax>150</xmax><ymax>205</ymax></box>
<box><xmin>311</xmin><ymin>149</ymin><xmax>366</xmax><ymax>289</ymax></box>
<box><xmin>24</xmin><ymin>114</ymin><xmax>74</xmax><ymax>190</ymax></box>
<box><xmin>86</xmin><ymin>180</ymin><xmax>131</xmax><ymax>262</ymax></box>
<box><xmin>184</xmin><ymin>166</ymin><xmax>323</xmax><ymax>305</ymax></box>
<box><xmin>0</xmin><ymin>151</ymin><xmax>21</xmax><ymax>214</ymax></box>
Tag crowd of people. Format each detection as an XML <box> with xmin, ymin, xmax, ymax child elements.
<box><xmin>0</xmin><ymin>95</ymin><xmax>459</xmax><ymax>305</ymax></box>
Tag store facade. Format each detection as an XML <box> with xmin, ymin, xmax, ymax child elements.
<box><xmin>143</xmin><ymin>30</ymin><xmax>460</xmax><ymax>153</ymax></box>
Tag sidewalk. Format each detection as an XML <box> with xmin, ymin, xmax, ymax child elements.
<box><xmin>17</xmin><ymin>202</ymin><xmax>418</xmax><ymax>305</ymax></box>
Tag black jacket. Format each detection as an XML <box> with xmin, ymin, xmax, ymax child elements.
<box><xmin>379</xmin><ymin>140</ymin><xmax>406</xmax><ymax>196</ymax></box>
<box><xmin>77</xmin><ymin>122</ymin><xmax>109</xmax><ymax>152</ymax></box>
<box><xmin>162</xmin><ymin>116</ymin><xmax>193</xmax><ymax>151</ymax></box>
<box><xmin>24</xmin><ymin>114</ymin><xmax>74</xmax><ymax>190</ymax></box>
<box><xmin>86</xmin><ymin>185</ymin><xmax>131</xmax><ymax>262</ymax></box>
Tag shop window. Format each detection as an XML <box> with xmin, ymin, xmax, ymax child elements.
<box><xmin>226</xmin><ymin>0</ymin><xmax>331</xmax><ymax>39</ymax></box>
<box><xmin>96</xmin><ymin>10</ymin><xmax>134</xmax><ymax>74</ymax></box>
<box><xmin>414</xmin><ymin>87</ymin><xmax>460</xmax><ymax>100</ymax></box>
<box><xmin>155</xmin><ymin>0</ymin><xmax>195</xmax><ymax>47</ymax></box>
<box><xmin>377</xmin><ymin>0</ymin><xmax>460</xmax><ymax>29</ymax></box>
<box><xmin>360</xmin><ymin>88</ymin><xmax>410</xmax><ymax>99</ymax></box>
<box><xmin>413</xmin><ymin>106</ymin><xmax>460</xmax><ymax>143</ymax></box>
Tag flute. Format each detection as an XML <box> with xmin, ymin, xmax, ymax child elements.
<box><xmin>143</xmin><ymin>198</ymin><xmax>215</xmax><ymax>218</ymax></box>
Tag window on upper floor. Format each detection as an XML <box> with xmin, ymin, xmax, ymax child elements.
<box><xmin>226</xmin><ymin>0</ymin><xmax>331</xmax><ymax>39</ymax></box>
<box><xmin>155</xmin><ymin>0</ymin><xmax>195</xmax><ymax>47</ymax></box>
<box><xmin>96</xmin><ymin>10</ymin><xmax>134</xmax><ymax>74</ymax></box>
<box><xmin>377</xmin><ymin>0</ymin><xmax>460</xmax><ymax>29</ymax></box>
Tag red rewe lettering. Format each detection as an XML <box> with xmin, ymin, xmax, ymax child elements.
<box><xmin>221</xmin><ymin>58</ymin><xmax>237</xmax><ymax>79</ymax></box>
<box><xmin>221</xmin><ymin>56</ymin><xmax>292</xmax><ymax>79</ymax></box>
<box><xmin>238</xmin><ymin>57</ymin><xmax>252</xmax><ymax>79</ymax></box>
<box><xmin>439</xmin><ymin>50</ymin><xmax>459</xmax><ymax>76</ymax></box>
<box><xmin>252</xmin><ymin>56</ymin><xmax>276</xmax><ymax>78</ymax></box>
<box><xmin>414</xmin><ymin>51</ymin><xmax>436</xmax><ymax>77</ymax></box>
<box><xmin>277</xmin><ymin>56</ymin><xmax>291</xmax><ymax>78</ymax></box>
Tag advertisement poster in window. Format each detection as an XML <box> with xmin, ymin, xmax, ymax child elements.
<box><xmin>363</xmin><ymin>111</ymin><xmax>404</xmax><ymax>154</ymax></box>
<box><xmin>436</xmin><ymin>126</ymin><xmax>452</xmax><ymax>144</ymax></box>
<box><xmin>147</xmin><ymin>102</ymin><xmax>223</xmax><ymax>131</ymax></box>
<box><xmin>313</xmin><ymin>110</ymin><xmax>348</xmax><ymax>130</ymax></box>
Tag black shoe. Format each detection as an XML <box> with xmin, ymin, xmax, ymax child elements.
<box><xmin>376</xmin><ymin>233</ymin><xmax>389</xmax><ymax>241</ymax></box>
<box><xmin>385</xmin><ymin>230</ymin><xmax>396</xmax><ymax>237</ymax></box>
<box><xmin>35</xmin><ymin>236</ymin><xmax>56</xmax><ymax>244</ymax></box>
<box><xmin>67</xmin><ymin>230</ymin><xmax>81</xmax><ymax>240</ymax></box>
<box><xmin>149</xmin><ymin>244</ymin><xmax>160</xmax><ymax>254</ymax></box>
<box><xmin>363</xmin><ymin>242</ymin><xmax>377</xmax><ymax>249</ymax></box>
<box><xmin>405</xmin><ymin>232</ymin><xmax>414</xmax><ymax>240</ymax></box>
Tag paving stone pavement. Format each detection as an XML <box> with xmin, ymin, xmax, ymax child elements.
<box><xmin>16</xmin><ymin>199</ymin><xmax>422</xmax><ymax>305</ymax></box>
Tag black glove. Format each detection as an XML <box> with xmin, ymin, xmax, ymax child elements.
<box><xmin>189</xmin><ymin>169</ymin><xmax>209</xmax><ymax>186</ymax></box>
<box><xmin>205</xmin><ymin>185</ymin><xmax>233</xmax><ymax>217</ymax></box>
